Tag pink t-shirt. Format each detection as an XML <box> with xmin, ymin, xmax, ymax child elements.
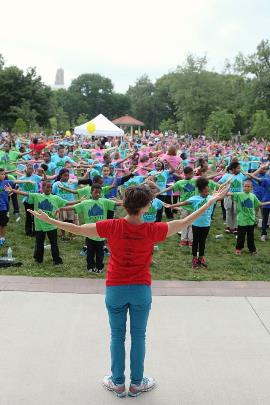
<box><xmin>161</xmin><ymin>154</ymin><xmax>180</xmax><ymax>168</ymax></box>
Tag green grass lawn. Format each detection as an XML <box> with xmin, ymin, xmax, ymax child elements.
<box><xmin>1</xmin><ymin>204</ymin><xmax>270</xmax><ymax>281</ymax></box>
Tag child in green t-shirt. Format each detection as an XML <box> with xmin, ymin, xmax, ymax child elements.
<box><xmin>230</xmin><ymin>180</ymin><xmax>270</xmax><ymax>255</ymax></box>
<box><xmin>5</xmin><ymin>181</ymin><xmax>82</xmax><ymax>264</ymax></box>
<box><xmin>57</xmin><ymin>183</ymin><xmax>122</xmax><ymax>273</ymax></box>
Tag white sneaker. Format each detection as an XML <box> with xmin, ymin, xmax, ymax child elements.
<box><xmin>261</xmin><ymin>235</ymin><xmax>267</xmax><ymax>241</ymax></box>
<box><xmin>102</xmin><ymin>375</ymin><xmax>126</xmax><ymax>397</ymax></box>
<box><xmin>128</xmin><ymin>376</ymin><xmax>156</xmax><ymax>397</ymax></box>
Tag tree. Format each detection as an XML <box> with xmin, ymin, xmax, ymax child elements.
<box><xmin>0</xmin><ymin>54</ymin><xmax>4</xmax><ymax>70</ymax></box>
<box><xmin>159</xmin><ymin>118</ymin><xmax>177</xmax><ymax>133</ymax></box>
<box><xmin>12</xmin><ymin>118</ymin><xmax>27</xmax><ymax>134</ymax></box>
<box><xmin>0</xmin><ymin>64</ymin><xmax>52</xmax><ymax>128</ymax></box>
<box><xmin>76</xmin><ymin>113</ymin><xmax>89</xmax><ymax>126</ymax></box>
<box><xmin>251</xmin><ymin>110</ymin><xmax>270</xmax><ymax>139</ymax></box>
<box><xmin>69</xmin><ymin>73</ymin><xmax>114</xmax><ymax>118</ymax></box>
<box><xmin>234</xmin><ymin>40</ymin><xmax>270</xmax><ymax>115</ymax></box>
<box><xmin>205</xmin><ymin>110</ymin><xmax>235</xmax><ymax>140</ymax></box>
<box><xmin>127</xmin><ymin>75</ymin><xmax>158</xmax><ymax>129</ymax></box>
<box><xmin>55</xmin><ymin>107</ymin><xmax>70</xmax><ymax>132</ymax></box>
<box><xmin>10</xmin><ymin>100</ymin><xmax>38</xmax><ymax>131</ymax></box>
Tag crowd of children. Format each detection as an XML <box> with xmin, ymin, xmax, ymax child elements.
<box><xmin>1</xmin><ymin>131</ymin><xmax>270</xmax><ymax>271</ymax></box>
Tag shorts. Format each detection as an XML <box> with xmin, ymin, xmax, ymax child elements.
<box><xmin>59</xmin><ymin>210</ymin><xmax>77</xmax><ymax>223</ymax></box>
<box><xmin>0</xmin><ymin>211</ymin><xmax>9</xmax><ymax>226</ymax></box>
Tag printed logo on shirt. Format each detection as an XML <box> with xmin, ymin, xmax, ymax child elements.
<box><xmin>231</xmin><ymin>179</ymin><xmax>241</xmax><ymax>191</ymax></box>
<box><xmin>197</xmin><ymin>199</ymin><xmax>208</xmax><ymax>209</ymax></box>
<box><xmin>56</xmin><ymin>160</ymin><xmax>64</xmax><ymax>167</ymax></box>
<box><xmin>143</xmin><ymin>206</ymin><xmax>157</xmax><ymax>221</ymax></box>
<box><xmin>184</xmin><ymin>183</ymin><xmax>195</xmax><ymax>192</ymax></box>
<box><xmin>88</xmin><ymin>204</ymin><xmax>104</xmax><ymax>220</ymax></box>
<box><xmin>157</xmin><ymin>174</ymin><xmax>165</xmax><ymax>183</ymax></box>
<box><xmin>38</xmin><ymin>199</ymin><xmax>53</xmax><ymax>212</ymax></box>
<box><xmin>241</xmin><ymin>198</ymin><xmax>253</xmax><ymax>209</ymax></box>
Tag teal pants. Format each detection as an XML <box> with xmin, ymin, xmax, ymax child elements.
<box><xmin>105</xmin><ymin>284</ymin><xmax>152</xmax><ymax>385</ymax></box>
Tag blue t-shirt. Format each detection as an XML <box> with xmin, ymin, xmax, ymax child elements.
<box><xmin>251</xmin><ymin>173</ymin><xmax>268</xmax><ymax>201</ymax></box>
<box><xmin>149</xmin><ymin>170</ymin><xmax>170</xmax><ymax>194</ymax></box>
<box><xmin>52</xmin><ymin>181</ymin><xmax>77</xmax><ymax>201</ymax></box>
<box><xmin>239</xmin><ymin>161</ymin><xmax>250</xmax><ymax>172</ymax></box>
<box><xmin>218</xmin><ymin>173</ymin><xmax>246</xmax><ymax>193</ymax></box>
<box><xmin>142</xmin><ymin>198</ymin><xmax>164</xmax><ymax>222</ymax></box>
<box><xmin>51</xmin><ymin>155</ymin><xmax>75</xmax><ymax>174</ymax></box>
<box><xmin>261</xmin><ymin>177</ymin><xmax>270</xmax><ymax>208</ymax></box>
<box><xmin>121</xmin><ymin>176</ymin><xmax>145</xmax><ymax>189</ymax></box>
<box><xmin>102</xmin><ymin>176</ymin><xmax>123</xmax><ymax>198</ymax></box>
<box><xmin>187</xmin><ymin>195</ymin><xmax>214</xmax><ymax>227</ymax></box>
<box><xmin>19</xmin><ymin>174</ymin><xmax>42</xmax><ymax>202</ymax></box>
<box><xmin>249</xmin><ymin>155</ymin><xmax>261</xmax><ymax>170</ymax></box>
<box><xmin>44</xmin><ymin>161</ymin><xmax>56</xmax><ymax>176</ymax></box>
<box><xmin>0</xmin><ymin>179</ymin><xmax>14</xmax><ymax>211</ymax></box>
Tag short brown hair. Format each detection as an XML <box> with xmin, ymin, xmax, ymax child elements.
<box><xmin>123</xmin><ymin>186</ymin><xmax>152</xmax><ymax>215</ymax></box>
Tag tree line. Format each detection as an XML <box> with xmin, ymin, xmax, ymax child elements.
<box><xmin>1</xmin><ymin>40</ymin><xmax>270</xmax><ymax>139</ymax></box>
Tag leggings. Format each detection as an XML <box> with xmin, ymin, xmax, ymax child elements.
<box><xmin>192</xmin><ymin>225</ymin><xmax>210</xmax><ymax>257</ymax></box>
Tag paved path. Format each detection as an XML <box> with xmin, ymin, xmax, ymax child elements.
<box><xmin>1</xmin><ymin>287</ymin><xmax>270</xmax><ymax>404</ymax></box>
<box><xmin>2</xmin><ymin>275</ymin><xmax>270</xmax><ymax>296</ymax></box>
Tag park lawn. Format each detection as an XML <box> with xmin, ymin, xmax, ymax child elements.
<box><xmin>0</xmin><ymin>203</ymin><xmax>270</xmax><ymax>281</ymax></box>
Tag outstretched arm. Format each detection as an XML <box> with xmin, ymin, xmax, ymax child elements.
<box><xmin>166</xmin><ymin>184</ymin><xmax>230</xmax><ymax>237</ymax></box>
<box><xmin>28</xmin><ymin>209</ymin><xmax>99</xmax><ymax>238</ymax></box>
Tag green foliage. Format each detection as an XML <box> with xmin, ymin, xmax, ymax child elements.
<box><xmin>159</xmin><ymin>118</ymin><xmax>177</xmax><ymax>133</ymax></box>
<box><xmin>0</xmin><ymin>54</ymin><xmax>4</xmax><ymax>69</ymax></box>
<box><xmin>10</xmin><ymin>99</ymin><xmax>38</xmax><ymax>131</ymax></box>
<box><xmin>2</xmin><ymin>39</ymin><xmax>270</xmax><ymax>135</ymax></box>
<box><xmin>206</xmin><ymin>110</ymin><xmax>235</xmax><ymax>140</ymax></box>
<box><xmin>0</xmin><ymin>65</ymin><xmax>52</xmax><ymax>129</ymax></box>
<box><xmin>251</xmin><ymin>110</ymin><xmax>270</xmax><ymax>138</ymax></box>
<box><xmin>127</xmin><ymin>75</ymin><xmax>158</xmax><ymax>129</ymax></box>
<box><xmin>12</xmin><ymin>118</ymin><xmax>27</xmax><ymax>134</ymax></box>
<box><xmin>76</xmin><ymin>113</ymin><xmax>89</xmax><ymax>126</ymax></box>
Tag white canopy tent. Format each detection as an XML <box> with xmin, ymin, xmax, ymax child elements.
<box><xmin>74</xmin><ymin>114</ymin><xmax>124</xmax><ymax>137</ymax></box>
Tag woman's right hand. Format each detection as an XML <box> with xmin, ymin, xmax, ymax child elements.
<box><xmin>27</xmin><ymin>209</ymin><xmax>51</xmax><ymax>223</ymax></box>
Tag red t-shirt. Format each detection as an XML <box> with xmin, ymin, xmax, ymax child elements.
<box><xmin>96</xmin><ymin>219</ymin><xmax>168</xmax><ymax>286</ymax></box>
<box><xmin>29</xmin><ymin>142</ymin><xmax>47</xmax><ymax>155</ymax></box>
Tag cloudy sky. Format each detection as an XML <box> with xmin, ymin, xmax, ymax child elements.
<box><xmin>1</xmin><ymin>0</ymin><xmax>270</xmax><ymax>92</ymax></box>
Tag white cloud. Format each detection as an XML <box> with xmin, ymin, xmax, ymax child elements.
<box><xmin>1</xmin><ymin>0</ymin><xmax>270</xmax><ymax>92</ymax></box>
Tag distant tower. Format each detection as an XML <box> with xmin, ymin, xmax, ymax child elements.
<box><xmin>54</xmin><ymin>68</ymin><xmax>65</xmax><ymax>89</ymax></box>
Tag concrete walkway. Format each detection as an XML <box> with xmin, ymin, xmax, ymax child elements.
<box><xmin>2</xmin><ymin>275</ymin><xmax>270</xmax><ymax>296</ymax></box>
<box><xmin>1</xmin><ymin>281</ymin><xmax>270</xmax><ymax>404</ymax></box>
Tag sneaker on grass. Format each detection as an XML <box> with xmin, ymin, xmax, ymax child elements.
<box><xmin>128</xmin><ymin>376</ymin><xmax>156</xmax><ymax>397</ymax></box>
<box><xmin>198</xmin><ymin>257</ymin><xmax>208</xmax><ymax>268</ymax></box>
<box><xmin>261</xmin><ymin>235</ymin><xmax>267</xmax><ymax>241</ymax></box>
<box><xmin>87</xmin><ymin>268</ymin><xmax>95</xmax><ymax>273</ymax></box>
<box><xmin>94</xmin><ymin>268</ymin><xmax>104</xmax><ymax>274</ymax></box>
<box><xmin>192</xmin><ymin>257</ymin><xmax>199</xmax><ymax>270</ymax></box>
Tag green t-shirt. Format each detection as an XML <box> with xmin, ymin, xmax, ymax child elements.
<box><xmin>7</xmin><ymin>174</ymin><xmax>16</xmax><ymax>181</ymax></box>
<box><xmin>208</xmin><ymin>180</ymin><xmax>219</xmax><ymax>194</ymax></box>
<box><xmin>27</xmin><ymin>193</ymin><xmax>67</xmax><ymax>231</ymax></box>
<box><xmin>77</xmin><ymin>185</ymin><xmax>111</xmax><ymax>199</ymax></box>
<box><xmin>173</xmin><ymin>179</ymin><xmax>197</xmax><ymax>212</ymax></box>
<box><xmin>74</xmin><ymin>198</ymin><xmax>116</xmax><ymax>241</ymax></box>
<box><xmin>232</xmin><ymin>192</ymin><xmax>260</xmax><ymax>226</ymax></box>
<box><xmin>0</xmin><ymin>150</ymin><xmax>20</xmax><ymax>171</ymax></box>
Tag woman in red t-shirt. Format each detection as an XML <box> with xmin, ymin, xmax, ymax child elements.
<box><xmin>29</xmin><ymin>183</ymin><xmax>229</xmax><ymax>398</ymax></box>
<box><xmin>29</xmin><ymin>137</ymin><xmax>56</xmax><ymax>155</ymax></box>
